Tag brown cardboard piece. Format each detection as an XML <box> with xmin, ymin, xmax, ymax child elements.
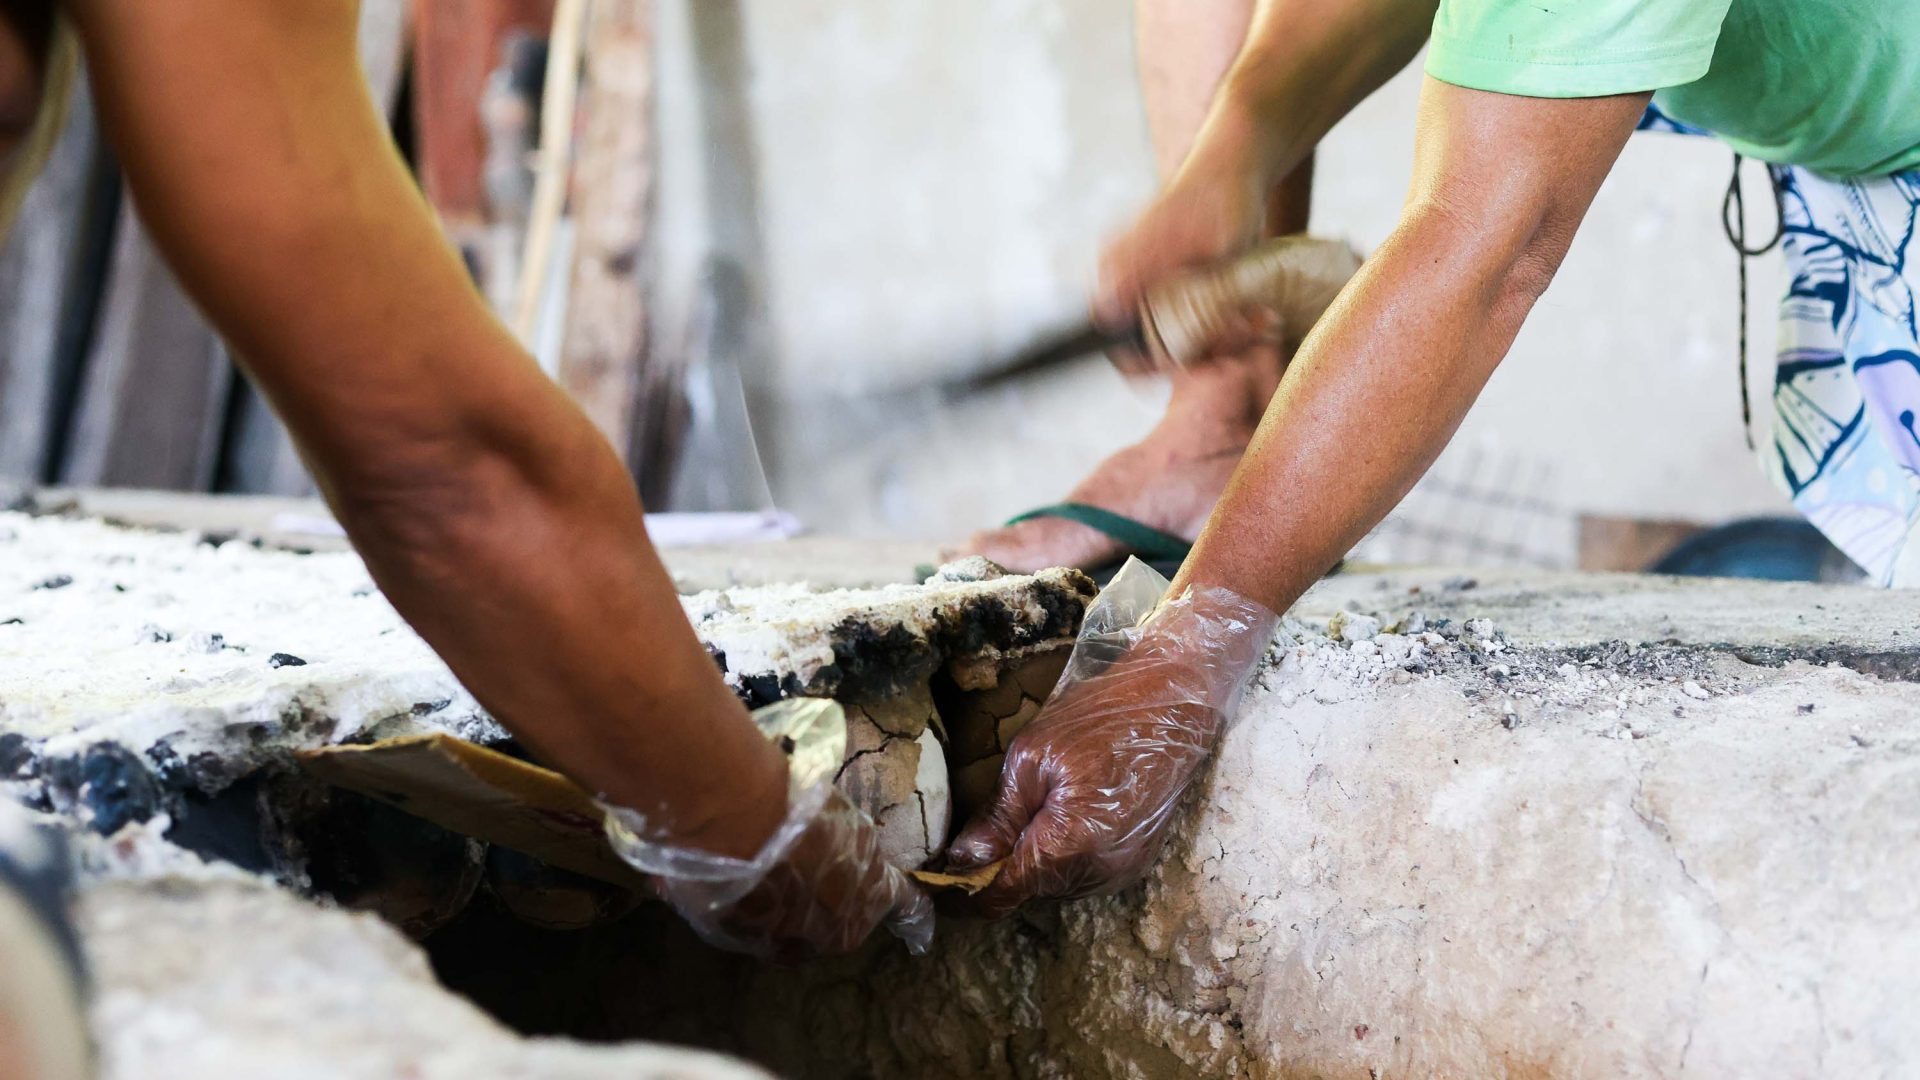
<box><xmin>297</xmin><ymin>734</ymin><xmax>1002</xmax><ymax>895</ymax></box>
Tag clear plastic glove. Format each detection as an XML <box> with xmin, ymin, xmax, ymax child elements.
<box><xmin>946</xmin><ymin>560</ymin><xmax>1278</xmax><ymax>917</ymax></box>
<box><xmin>603</xmin><ymin>698</ymin><xmax>934</xmax><ymax>960</ymax></box>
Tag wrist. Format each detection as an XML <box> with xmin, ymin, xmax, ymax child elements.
<box><xmin>1172</xmin><ymin>93</ymin><xmax>1273</xmax><ymax>200</ymax></box>
<box><xmin>1154</xmin><ymin>583</ymin><xmax>1280</xmax><ymax>668</ymax></box>
<box><xmin>672</xmin><ymin>733</ymin><xmax>791</xmax><ymax>860</ymax></box>
<box><xmin>600</xmin><ymin>683</ymin><xmax>792</xmax><ymax>863</ymax></box>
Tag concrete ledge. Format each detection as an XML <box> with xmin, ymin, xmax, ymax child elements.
<box><xmin>7</xmin><ymin>504</ymin><xmax>1918</xmax><ymax>1078</ymax></box>
<box><xmin>457</xmin><ymin>569</ymin><xmax>1920</xmax><ymax>1079</ymax></box>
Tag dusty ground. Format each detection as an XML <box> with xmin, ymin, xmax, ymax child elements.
<box><xmin>443</xmin><ymin>570</ymin><xmax>1920</xmax><ymax>1079</ymax></box>
<box><xmin>5</xmin><ymin>500</ymin><xmax>1918</xmax><ymax>1079</ymax></box>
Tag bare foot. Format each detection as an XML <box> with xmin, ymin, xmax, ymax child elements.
<box><xmin>961</xmin><ymin>347</ymin><xmax>1284</xmax><ymax>573</ymax></box>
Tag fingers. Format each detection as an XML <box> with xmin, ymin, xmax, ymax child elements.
<box><xmin>964</xmin><ymin>808</ymin><xmax>1054</xmax><ymax>920</ymax></box>
<box><xmin>945</xmin><ymin>753</ymin><xmax>1042</xmax><ymax>871</ymax></box>
<box><xmin>883</xmin><ymin>870</ymin><xmax>936</xmax><ymax>956</ymax></box>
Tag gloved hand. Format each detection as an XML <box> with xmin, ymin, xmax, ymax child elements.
<box><xmin>603</xmin><ymin>699</ymin><xmax>934</xmax><ymax>960</ymax></box>
<box><xmin>946</xmin><ymin>559</ymin><xmax>1277</xmax><ymax>917</ymax></box>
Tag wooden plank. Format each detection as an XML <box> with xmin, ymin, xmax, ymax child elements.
<box><xmin>300</xmin><ymin>733</ymin><xmax>648</xmax><ymax>888</ymax></box>
<box><xmin>57</xmin><ymin>206</ymin><xmax>229</xmax><ymax>490</ymax></box>
<box><xmin>0</xmin><ymin>40</ymin><xmax>99</xmax><ymax>483</ymax></box>
<box><xmin>411</xmin><ymin>0</ymin><xmax>555</xmax><ymax>232</ymax></box>
<box><xmin>557</xmin><ymin>0</ymin><xmax>668</xmax><ymax>488</ymax></box>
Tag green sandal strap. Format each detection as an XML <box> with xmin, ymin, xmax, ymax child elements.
<box><xmin>1005</xmin><ymin>502</ymin><xmax>1193</xmax><ymax>563</ymax></box>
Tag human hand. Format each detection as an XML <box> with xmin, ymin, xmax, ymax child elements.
<box><xmin>604</xmin><ymin>702</ymin><xmax>934</xmax><ymax>961</ymax></box>
<box><xmin>1096</xmin><ymin>149</ymin><xmax>1275</xmax><ymax>374</ymax></box>
<box><xmin>945</xmin><ymin>562</ymin><xmax>1277</xmax><ymax>917</ymax></box>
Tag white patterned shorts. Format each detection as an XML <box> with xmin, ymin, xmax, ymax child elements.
<box><xmin>1642</xmin><ymin>107</ymin><xmax>1920</xmax><ymax>586</ymax></box>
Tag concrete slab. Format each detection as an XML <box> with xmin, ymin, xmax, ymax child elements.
<box><xmin>7</xmin><ymin>507</ymin><xmax>1918</xmax><ymax>1078</ymax></box>
<box><xmin>460</xmin><ymin>566</ymin><xmax>1920</xmax><ymax>1080</ymax></box>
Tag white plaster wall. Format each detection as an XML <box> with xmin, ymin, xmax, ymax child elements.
<box><xmin>651</xmin><ymin>4</ymin><xmax>1793</xmax><ymax>542</ymax></box>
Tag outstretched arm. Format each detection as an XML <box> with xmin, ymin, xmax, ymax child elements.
<box><xmin>1174</xmin><ymin>80</ymin><xmax>1647</xmax><ymax>610</ymax></box>
<box><xmin>952</xmin><ymin>79</ymin><xmax>1649</xmax><ymax>913</ymax></box>
<box><xmin>64</xmin><ymin>0</ymin><xmax>929</xmax><ymax>954</ymax></box>
<box><xmin>1099</xmin><ymin>0</ymin><xmax>1436</xmax><ymax>326</ymax></box>
<box><xmin>66</xmin><ymin>0</ymin><xmax>786</xmax><ymax>857</ymax></box>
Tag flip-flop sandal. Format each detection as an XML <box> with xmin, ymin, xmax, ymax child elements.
<box><xmin>917</xmin><ymin>503</ymin><xmax>1190</xmax><ymax>586</ymax></box>
<box><xmin>1004</xmin><ymin>502</ymin><xmax>1193</xmax><ymax>587</ymax></box>
<box><xmin>928</xmin><ymin>503</ymin><xmax>1344</xmax><ymax>588</ymax></box>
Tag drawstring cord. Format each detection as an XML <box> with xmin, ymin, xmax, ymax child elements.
<box><xmin>1721</xmin><ymin>152</ymin><xmax>1786</xmax><ymax>450</ymax></box>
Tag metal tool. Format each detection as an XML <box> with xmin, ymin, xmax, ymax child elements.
<box><xmin>963</xmin><ymin>234</ymin><xmax>1362</xmax><ymax>392</ymax></box>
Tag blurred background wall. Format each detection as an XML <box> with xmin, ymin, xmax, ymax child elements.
<box><xmin>0</xmin><ymin>0</ymin><xmax>1794</xmax><ymax>569</ymax></box>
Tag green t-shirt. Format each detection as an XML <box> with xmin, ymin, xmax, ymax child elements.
<box><xmin>1425</xmin><ymin>1</ymin><xmax>1920</xmax><ymax>177</ymax></box>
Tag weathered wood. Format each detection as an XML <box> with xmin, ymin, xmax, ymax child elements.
<box><xmin>510</xmin><ymin>0</ymin><xmax>587</xmax><ymax>341</ymax></box>
<box><xmin>412</xmin><ymin>0</ymin><xmax>556</xmax><ymax>232</ymax></box>
<box><xmin>0</xmin><ymin>40</ymin><xmax>98</xmax><ymax>483</ymax></box>
<box><xmin>557</xmin><ymin>0</ymin><xmax>666</xmax><ymax>488</ymax></box>
<box><xmin>58</xmin><ymin>207</ymin><xmax>230</xmax><ymax>490</ymax></box>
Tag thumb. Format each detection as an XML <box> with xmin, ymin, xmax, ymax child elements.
<box><xmin>884</xmin><ymin>871</ymin><xmax>936</xmax><ymax>956</ymax></box>
<box><xmin>946</xmin><ymin>761</ymin><xmax>1040</xmax><ymax>870</ymax></box>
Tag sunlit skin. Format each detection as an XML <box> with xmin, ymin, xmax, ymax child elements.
<box><xmin>957</xmin><ymin>0</ymin><xmax>1654</xmax><ymax>911</ymax></box>
<box><xmin>966</xmin><ymin>0</ymin><xmax>1433</xmax><ymax>574</ymax></box>
<box><xmin>0</xmin><ymin>0</ymin><xmax>933</xmax><ymax>962</ymax></box>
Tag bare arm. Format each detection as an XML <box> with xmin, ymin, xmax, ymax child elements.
<box><xmin>64</xmin><ymin>0</ymin><xmax>789</xmax><ymax>859</ymax></box>
<box><xmin>1100</xmin><ymin>0</ymin><xmax>1436</xmax><ymax>322</ymax></box>
<box><xmin>953</xmin><ymin>81</ymin><xmax>1650</xmax><ymax>912</ymax></box>
<box><xmin>1174</xmin><ymin>79</ymin><xmax>1650</xmax><ymax>610</ymax></box>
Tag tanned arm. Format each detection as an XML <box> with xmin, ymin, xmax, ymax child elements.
<box><xmin>952</xmin><ymin>79</ymin><xmax>1650</xmax><ymax>914</ymax></box>
<box><xmin>1171</xmin><ymin>80</ymin><xmax>1649</xmax><ymax>611</ymax></box>
<box><xmin>1099</xmin><ymin>0</ymin><xmax>1438</xmax><ymax>323</ymax></box>
<box><xmin>63</xmin><ymin>0</ymin><xmax>790</xmax><ymax>859</ymax></box>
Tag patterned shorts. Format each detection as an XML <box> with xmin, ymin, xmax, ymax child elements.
<box><xmin>1641</xmin><ymin>108</ymin><xmax>1920</xmax><ymax>586</ymax></box>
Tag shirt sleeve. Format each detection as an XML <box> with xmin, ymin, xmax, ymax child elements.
<box><xmin>1425</xmin><ymin>0</ymin><xmax>1735</xmax><ymax>99</ymax></box>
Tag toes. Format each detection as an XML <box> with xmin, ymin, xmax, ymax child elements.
<box><xmin>956</xmin><ymin>526</ymin><xmax>1044</xmax><ymax>573</ymax></box>
<box><xmin>964</xmin><ymin>519</ymin><xmax>1119</xmax><ymax>574</ymax></box>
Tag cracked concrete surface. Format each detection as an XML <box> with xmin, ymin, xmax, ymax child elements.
<box><xmin>0</xmin><ymin>509</ymin><xmax>1088</xmax><ymax>1078</ymax></box>
<box><xmin>466</xmin><ymin>571</ymin><xmax>1920</xmax><ymax>1079</ymax></box>
<box><xmin>7</xmin><ymin>501</ymin><xmax>1918</xmax><ymax>1078</ymax></box>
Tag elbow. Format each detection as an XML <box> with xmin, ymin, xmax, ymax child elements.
<box><xmin>1398</xmin><ymin>190</ymin><xmax>1579</xmax><ymax>311</ymax></box>
<box><xmin>322</xmin><ymin>434</ymin><xmax>510</xmax><ymax>592</ymax></box>
<box><xmin>322</xmin><ymin>397</ymin><xmax>626</xmax><ymax>591</ymax></box>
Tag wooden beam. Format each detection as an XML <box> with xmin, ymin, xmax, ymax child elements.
<box><xmin>557</xmin><ymin>0</ymin><xmax>669</xmax><ymax>492</ymax></box>
<box><xmin>411</xmin><ymin>0</ymin><xmax>556</xmax><ymax>232</ymax></box>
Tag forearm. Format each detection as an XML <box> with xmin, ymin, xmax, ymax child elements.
<box><xmin>68</xmin><ymin>0</ymin><xmax>787</xmax><ymax>857</ymax></box>
<box><xmin>1178</xmin><ymin>0</ymin><xmax>1436</xmax><ymax>191</ymax></box>
<box><xmin>1170</xmin><ymin>207</ymin><xmax>1541</xmax><ymax>611</ymax></box>
<box><xmin>1170</xmin><ymin>81</ymin><xmax>1649</xmax><ymax>615</ymax></box>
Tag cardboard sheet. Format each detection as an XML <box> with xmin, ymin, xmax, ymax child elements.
<box><xmin>298</xmin><ymin>734</ymin><xmax>1003</xmax><ymax>894</ymax></box>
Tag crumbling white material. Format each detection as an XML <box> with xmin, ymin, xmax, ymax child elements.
<box><xmin>0</xmin><ymin>513</ymin><xmax>496</xmax><ymax>767</ymax></box>
<box><xmin>681</xmin><ymin>565</ymin><xmax>1090</xmax><ymax>697</ymax></box>
<box><xmin>0</xmin><ymin>512</ymin><xmax>1084</xmax><ymax>804</ymax></box>
<box><xmin>610</xmin><ymin>572</ymin><xmax>1920</xmax><ymax>1080</ymax></box>
<box><xmin>80</xmin><ymin>875</ymin><xmax>769</xmax><ymax>1080</ymax></box>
